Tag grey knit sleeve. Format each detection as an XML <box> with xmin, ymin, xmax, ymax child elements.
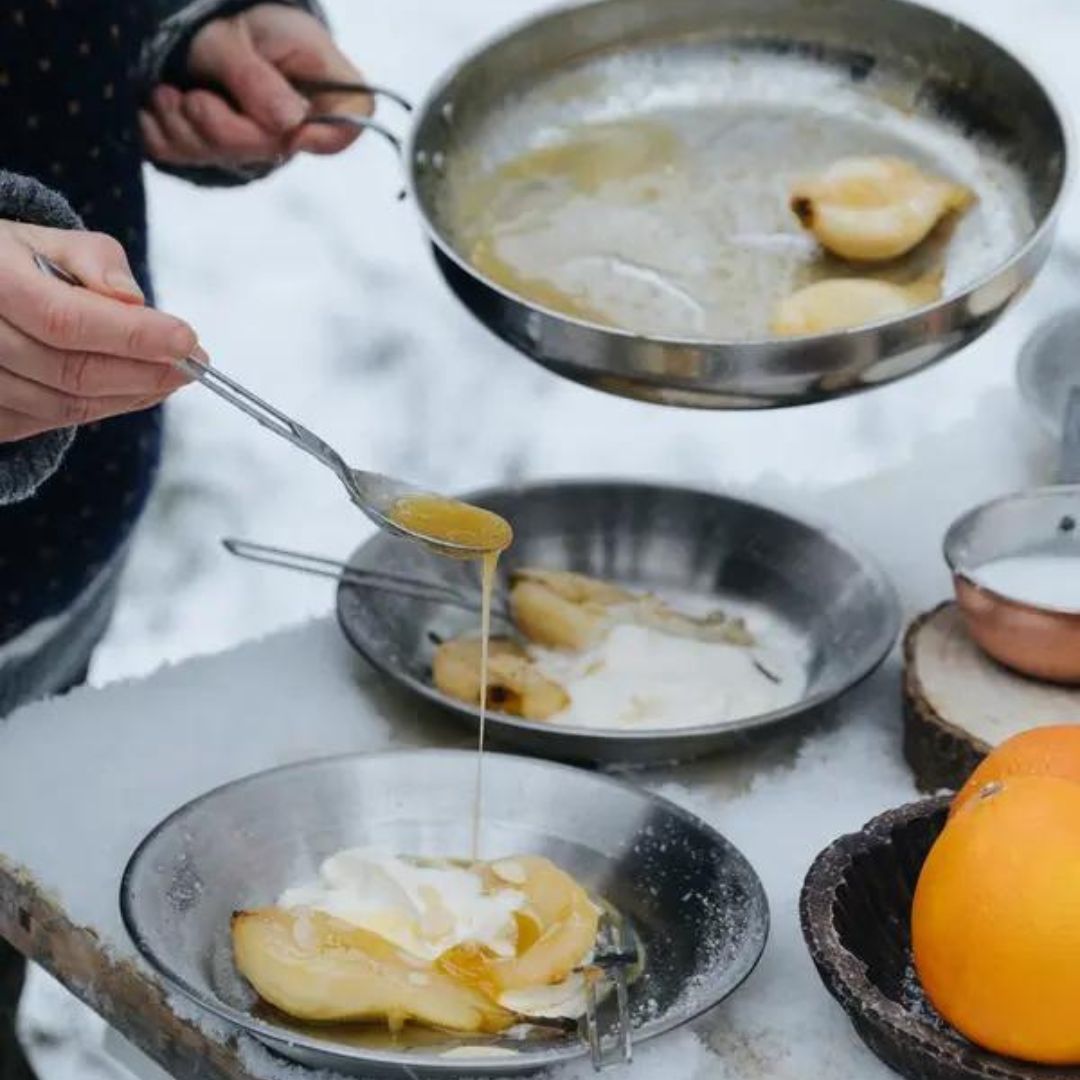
<box><xmin>0</xmin><ymin>171</ymin><xmax>82</xmax><ymax>506</ymax></box>
<box><xmin>141</xmin><ymin>0</ymin><xmax>327</xmax><ymax>189</ymax></box>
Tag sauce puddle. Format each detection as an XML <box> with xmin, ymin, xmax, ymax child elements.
<box><xmin>388</xmin><ymin>494</ymin><xmax>513</xmax><ymax>860</ymax></box>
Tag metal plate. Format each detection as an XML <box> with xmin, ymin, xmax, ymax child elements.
<box><xmin>120</xmin><ymin>750</ymin><xmax>769</xmax><ymax>1077</ymax></box>
<box><xmin>337</xmin><ymin>480</ymin><xmax>900</xmax><ymax>764</ymax></box>
<box><xmin>407</xmin><ymin>0</ymin><xmax>1068</xmax><ymax>407</ymax></box>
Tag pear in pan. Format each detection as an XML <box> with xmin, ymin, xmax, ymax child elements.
<box><xmin>790</xmin><ymin>156</ymin><xmax>974</xmax><ymax>262</ymax></box>
<box><xmin>232</xmin><ymin>908</ymin><xmax>516</xmax><ymax>1033</ymax></box>
<box><xmin>771</xmin><ymin>272</ymin><xmax>943</xmax><ymax>336</ymax></box>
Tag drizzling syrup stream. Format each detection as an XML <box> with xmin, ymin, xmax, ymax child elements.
<box><xmin>388</xmin><ymin>494</ymin><xmax>513</xmax><ymax>860</ymax></box>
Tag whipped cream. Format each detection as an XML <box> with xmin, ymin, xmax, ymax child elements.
<box><xmin>279</xmin><ymin>850</ymin><xmax>524</xmax><ymax>962</ymax></box>
<box><xmin>532</xmin><ymin>622</ymin><xmax>799</xmax><ymax>730</ymax></box>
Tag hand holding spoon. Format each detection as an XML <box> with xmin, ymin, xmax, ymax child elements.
<box><xmin>34</xmin><ymin>253</ymin><xmax>511</xmax><ymax>559</ymax></box>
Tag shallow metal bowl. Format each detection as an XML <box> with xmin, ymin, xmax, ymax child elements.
<box><xmin>944</xmin><ymin>487</ymin><xmax>1080</xmax><ymax>684</ymax></box>
<box><xmin>406</xmin><ymin>0</ymin><xmax>1068</xmax><ymax>407</ymax></box>
<box><xmin>1017</xmin><ymin>308</ymin><xmax>1080</xmax><ymax>438</ymax></box>
<box><xmin>121</xmin><ymin>750</ymin><xmax>769</xmax><ymax>1078</ymax></box>
<box><xmin>337</xmin><ymin>480</ymin><xmax>900</xmax><ymax>764</ymax></box>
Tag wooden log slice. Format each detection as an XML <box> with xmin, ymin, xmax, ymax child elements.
<box><xmin>903</xmin><ymin>602</ymin><xmax>1080</xmax><ymax>793</ymax></box>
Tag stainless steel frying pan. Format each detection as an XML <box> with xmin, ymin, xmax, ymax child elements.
<box><xmin>344</xmin><ymin>0</ymin><xmax>1069</xmax><ymax>408</ymax></box>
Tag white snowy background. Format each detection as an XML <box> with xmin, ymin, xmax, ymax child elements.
<box><xmin>15</xmin><ymin>0</ymin><xmax>1080</xmax><ymax>1076</ymax></box>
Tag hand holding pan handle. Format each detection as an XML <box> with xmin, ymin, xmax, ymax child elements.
<box><xmin>291</xmin><ymin>78</ymin><xmax>413</xmax><ymax>198</ymax></box>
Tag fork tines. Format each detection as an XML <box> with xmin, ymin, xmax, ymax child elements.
<box><xmin>579</xmin><ymin>914</ymin><xmax>635</xmax><ymax>1071</ymax></box>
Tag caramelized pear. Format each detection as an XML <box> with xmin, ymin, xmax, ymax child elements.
<box><xmin>432</xmin><ymin>637</ymin><xmax>569</xmax><ymax>719</ymax></box>
<box><xmin>232</xmin><ymin>908</ymin><xmax>516</xmax><ymax>1033</ymax></box>
<box><xmin>510</xmin><ymin>567</ymin><xmax>754</xmax><ymax>649</ymax></box>
<box><xmin>490</xmin><ymin>855</ymin><xmax>600</xmax><ymax>992</ymax></box>
<box><xmin>440</xmin><ymin>856</ymin><xmax>599</xmax><ymax>995</ymax></box>
<box><xmin>790</xmin><ymin>156</ymin><xmax>973</xmax><ymax>262</ymax></box>
<box><xmin>509</xmin><ymin>573</ymin><xmax>621</xmax><ymax>651</ymax></box>
<box><xmin>512</xmin><ymin>568</ymin><xmax>633</xmax><ymax>608</ymax></box>
<box><xmin>771</xmin><ymin>273</ymin><xmax>942</xmax><ymax>336</ymax></box>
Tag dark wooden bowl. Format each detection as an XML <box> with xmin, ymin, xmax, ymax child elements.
<box><xmin>800</xmin><ymin>797</ymin><xmax>1080</xmax><ymax>1080</ymax></box>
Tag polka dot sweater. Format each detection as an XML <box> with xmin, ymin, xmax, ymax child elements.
<box><xmin>0</xmin><ymin>0</ymin><xmax>319</xmax><ymax>714</ymax></box>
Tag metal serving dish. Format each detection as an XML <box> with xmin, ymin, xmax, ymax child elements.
<box><xmin>397</xmin><ymin>0</ymin><xmax>1068</xmax><ymax>407</ymax></box>
<box><xmin>121</xmin><ymin>750</ymin><xmax>769</xmax><ymax>1078</ymax></box>
<box><xmin>337</xmin><ymin>480</ymin><xmax>900</xmax><ymax>764</ymax></box>
<box><xmin>1017</xmin><ymin>308</ymin><xmax>1080</xmax><ymax>439</ymax></box>
<box><xmin>944</xmin><ymin>487</ymin><xmax>1080</xmax><ymax>684</ymax></box>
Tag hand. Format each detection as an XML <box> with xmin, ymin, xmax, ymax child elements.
<box><xmin>0</xmin><ymin>222</ymin><xmax>198</xmax><ymax>443</ymax></box>
<box><xmin>139</xmin><ymin>4</ymin><xmax>370</xmax><ymax>171</ymax></box>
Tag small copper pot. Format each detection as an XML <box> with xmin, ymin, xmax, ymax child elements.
<box><xmin>944</xmin><ymin>487</ymin><xmax>1080</xmax><ymax>684</ymax></box>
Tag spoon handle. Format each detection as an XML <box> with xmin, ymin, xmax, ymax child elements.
<box><xmin>222</xmin><ymin>538</ymin><xmax>502</xmax><ymax>616</ymax></box>
<box><xmin>176</xmin><ymin>355</ymin><xmax>350</xmax><ymax>478</ymax></box>
<box><xmin>32</xmin><ymin>252</ymin><xmax>352</xmax><ymax>480</ymax></box>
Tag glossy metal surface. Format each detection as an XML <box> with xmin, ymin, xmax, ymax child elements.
<box><xmin>223</xmin><ymin>537</ymin><xmax>510</xmax><ymax>618</ymax></box>
<box><xmin>405</xmin><ymin>0</ymin><xmax>1068</xmax><ymax>408</ymax></box>
<box><xmin>337</xmin><ymin>480</ymin><xmax>900</xmax><ymax>764</ymax></box>
<box><xmin>945</xmin><ymin>488</ymin><xmax>1080</xmax><ymax>684</ymax></box>
<box><xmin>1017</xmin><ymin>308</ymin><xmax>1080</xmax><ymax>442</ymax></box>
<box><xmin>120</xmin><ymin>751</ymin><xmax>769</xmax><ymax>1078</ymax></box>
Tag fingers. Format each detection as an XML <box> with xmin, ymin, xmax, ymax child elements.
<box><xmin>183</xmin><ymin>90</ymin><xmax>285</xmax><ymax>162</ymax></box>
<box><xmin>142</xmin><ymin>86</ymin><xmax>289</xmax><ymax>168</ymax></box>
<box><xmin>16</xmin><ymin>223</ymin><xmax>144</xmax><ymax>304</ymax></box>
<box><xmin>0</xmin><ymin>319</ymin><xmax>189</xmax><ymax>399</ymax></box>
<box><xmin>288</xmin><ymin>115</ymin><xmax>362</xmax><ymax>156</ymax></box>
<box><xmin>285</xmin><ymin>35</ymin><xmax>370</xmax><ymax>156</ymax></box>
<box><xmin>141</xmin><ymin>86</ymin><xmax>218</xmax><ymax>166</ymax></box>
<box><xmin>0</xmin><ymin>366</ymin><xmax>164</xmax><ymax>431</ymax></box>
<box><xmin>137</xmin><ymin>109</ymin><xmax>172</xmax><ymax>164</ymax></box>
<box><xmin>0</xmin><ymin>243</ymin><xmax>196</xmax><ymax>361</ymax></box>
<box><xmin>199</xmin><ymin>20</ymin><xmax>307</xmax><ymax>134</ymax></box>
<box><xmin>0</xmin><ymin>406</ymin><xmax>55</xmax><ymax>444</ymax></box>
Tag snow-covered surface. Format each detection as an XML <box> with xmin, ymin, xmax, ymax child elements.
<box><xmin>3</xmin><ymin>611</ymin><xmax>908</xmax><ymax>1080</ymax></box>
<box><xmin>9</xmin><ymin>0</ymin><xmax>1080</xmax><ymax>1075</ymax></box>
<box><xmin>0</xmin><ymin>396</ymin><xmax>1056</xmax><ymax>1080</ymax></box>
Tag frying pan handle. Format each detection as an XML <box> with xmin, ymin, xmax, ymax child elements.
<box><xmin>292</xmin><ymin>79</ymin><xmax>413</xmax><ymax>200</ymax></box>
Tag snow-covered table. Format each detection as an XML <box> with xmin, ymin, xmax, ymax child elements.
<box><xmin>0</xmin><ymin>387</ymin><xmax>1060</xmax><ymax>1080</ymax></box>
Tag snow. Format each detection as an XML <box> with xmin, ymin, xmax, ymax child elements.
<box><xmin>0</xmin><ymin>388</ymin><xmax>1053</xmax><ymax>1080</ymax></box>
<box><xmin>3</xmin><ymin>616</ymin><xmax>911</xmax><ymax>1080</ymax></box>
<box><xmin>8</xmin><ymin>0</ymin><xmax>1080</xmax><ymax>1076</ymax></box>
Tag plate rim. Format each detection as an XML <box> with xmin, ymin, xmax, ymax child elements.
<box><xmin>336</xmin><ymin>477</ymin><xmax>902</xmax><ymax>753</ymax></box>
<box><xmin>119</xmin><ymin>747</ymin><xmax>771</xmax><ymax>1075</ymax></box>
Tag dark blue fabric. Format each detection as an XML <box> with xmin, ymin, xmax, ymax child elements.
<box><xmin>0</xmin><ymin>2</ymin><xmax>163</xmax><ymax>643</ymax></box>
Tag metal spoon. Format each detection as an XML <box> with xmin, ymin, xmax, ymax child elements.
<box><xmin>33</xmin><ymin>252</ymin><xmax>489</xmax><ymax>558</ymax></box>
<box><xmin>222</xmin><ymin>538</ymin><xmax>512</xmax><ymax>620</ymax></box>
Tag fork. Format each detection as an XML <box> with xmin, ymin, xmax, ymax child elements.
<box><xmin>580</xmin><ymin>912</ymin><xmax>637</xmax><ymax>1070</ymax></box>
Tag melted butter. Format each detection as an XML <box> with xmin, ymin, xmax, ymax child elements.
<box><xmin>484</xmin><ymin>120</ymin><xmax>682</xmax><ymax>197</ymax></box>
<box><xmin>251</xmin><ymin>1002</ymin><xmax>555</xmax><ymax>1054</ymax></box>
<box><xmin>445</xmin><ymin>105</ymin><xmax>1016</xmax><ymax>340</ymax></box>
<box><xmin>389</xmin><ymin>494</ymin><xmax>512</xmax><ymax>557</ymax></box>
<box><xmin>470</xmin><ymin>235</ymin><xmax>611</xmax><ymax>326</ymax></box>
<box><xmin>461</xmin><ymin>118</ymin><xmax>697</xmax><ymax>334</ymax></box>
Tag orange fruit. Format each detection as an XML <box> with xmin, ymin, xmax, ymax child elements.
<box><xmin>952</xmin><ymin>725</ymin><xmax>1080</xmax><ymax>816</ymax></box>
<box><xmin>912</xmin><ymin>775</ymin><xmax>1080</xmax><ymax>1063</ymax></box>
